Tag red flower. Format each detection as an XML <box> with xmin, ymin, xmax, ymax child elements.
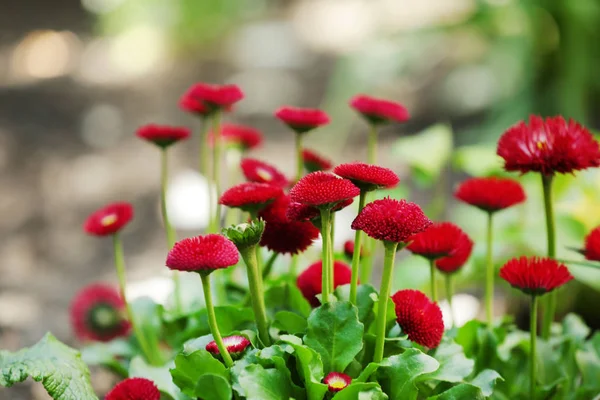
<box><xmin>334</xmin><ymin>162</ymin><xmax>399</xmax><ymax>192</ymax></box>
<box><xmin>303</xmin><ymin>149</ymin><xmax>333</xmax><ymax>172</ymax></box>
<box><xmin>350</xmin><ymin>94</ymin><xmax>410</xmax><ymax>125</ymax></box>
<box><xmin>136</xmin><ymin>124</ymin><xmax>190</xmax><ymax>148</ymax></box>
<box><xmin>241</xmin><ymin>158</ymin><xmax>289</xmax><ymax>188</ymax></box>
<box><xmin>219</xmin><ymin>182</ymin><xmax>283</xmax><ymax>213</ymax></box>
<box><xmin>209</xmin><ymin>123</ymin><xmax>263</xmax><ymax>151</ymax></box>
<box><xmin>70</xmin><ymin>283</ymin><xmax>130</xmax><ymax>342</ymax></box>
<box><xmin>391</xmin><ymin>289</ymin><xmax>444</xmax><ymax>348</ymax></box>
<box><xmin>435</xmin><ymin>230</ymin><xmax>474</xmax><ymax>273</ymax></box>
<box><xmin>497</xmin><ymin>115</ymin><xmax>600</xmax><ymax>175</ymax></box>
<box><xmin>290</xmin><ymin>172</ymin><xmax>359</xmax><ymax>208</ymax></box>
<box><xmin>206</xmin><ymin>335</ymin><xmax>251</xmax><ymax>356</ymax></box>
<box><xmin>84</xmin><ymin>202</ymin><xmax>133</xmax><ymax>237</ymax></box>
<box><xmin>324</xmin><ymin>372</ymin><xmax>351</xmax><ymax>392</ymax></box>
<box><xmin>275</xmin><ymin>106</ymin><xmax>330</xmax><ymax>134</ymax></box>
<box><xmin>499</xmin><ymin>256</ymin><xmax>573</xmax><ymax>296</ymax></box>
<box><xmin>454</xmin><ymin>177</ymin><xmax>526</xmax><ymax>213</ymax></box>
<box><xmin>182</xmin><ymin>83</ymin><xmax>244</xmax><ymax>113</ymax></box>
<box><xmin>584</xmin><ymin>226</ymin><xmax>600</xmax><ymax>262</ymax></box>
<box><xmin>105</xmin><ymin>377</ymin><xmax>160</xmax><ymax>400</ymax></box>
<box><xmin>166</xmin><ymin>234</ymin><xmax>239</xmax><ymax>273</ymax></box>
<box><xmin>286</xmin><ymin>199</ymin><xmax>354</xmax><ymax>222</ymax></box>
<box><xmin>258</xmin><ymin>195</ymin><xmax>319</xmax><ymax>255</ymax></box>
<box><xmin>407</xmin><ymin>222</ymin><xmax>468</xmax><ymax>261</ymax></box>
<box><xmin>343</xmin><ymin>240</ymin><xmax>367</xmax><ymax>260</ymax></box>
<box><xmin>297</xmin><ymin>260</ymin><xmax>352</xmax><ymax>307</ymax></box>
<box><xmin>351</xmin><ymin>198</ymin><xmax>432</xmax><ymax>243</ymax></box>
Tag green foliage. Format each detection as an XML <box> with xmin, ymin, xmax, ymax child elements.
<box><xmin>129</xmin><ymin>356</ymin><xmax>187</xmax><ymax>400</ymax></box>
<box><xmin>0</xmin><ymin>333</ymin><xmax>98</xmax><ymax>400</ymax></box>
<box><xmin>170</xmin><ymin>349</ymin><xmax>229</xmax><ymax>397</ymax></box>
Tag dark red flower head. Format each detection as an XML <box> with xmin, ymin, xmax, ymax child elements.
<box><xmin>136</xmin><ymin>124</ymin><xmax>190</xmax><ymax>149</ymax></box>
<box><xmin>84</xmin><ymin>202</ymin><xmax>133</xmax><ymax>237</ymax></box>
<box><xmin>454</xmin><ymin>177</ymin><xmax>526</xmax><ymax>213</ymax></box>
<box><xmin>219</xmin><ymin>182</ymin><xmax>283</xmax><ymax>214</ymax></box>
<box><xmin>275</xmin><ymin>106</ymin><xmax>330</xmax><ymax>134</ymax></box>
<box><xmin>350</xmin><ymin>94</ymin><xmax>410</xmax><ymax>125</ymax></box>
<box><xmin>290</xmin><ymin>172</ymin><xmax>359</xmax><ymax>209</ymax></box>
<box><xmin>241</xmin><ymin>158</ymin><xmax>289</xmax><ymax>188</ymax></box>
<box><xmin>499</xmin><ymin>256</ymin><xmax>573</xmax><ymax>296</ymax></box>
<box><xmin>166</xmin><ymin>234</ymin><xmax>239</xmax><ymax>273</ymax></box>
<box><xmin>206</xmin><ymin>335</ymin><xmax>251</xmax><ymax>357</ymax></box>
<box><xmin>303</xmin><ymin>149</ymin><xmax>333</xmax><ymax>173</ymax></box>
<box><xmin>343</xmin><ymin>240</ymin><xmax>367</xmax><ymax>260</ymax></box>
<box><xmin>105</xmin><ymin>377</ymin><xmax>160</xmax><ymax>400</ymax></box>
<box><xmin>352</xmin><ymin>198</ymin><xmax>432</xmax><ymax>243</ymax></box>
<box><xmin>584</xmin><ymin>226</ymin><xmax>600</xmax><ymax>262</ymax></box>
<box><xmin>497</xmin><ymin>115</ymin><xmax>600</xmax><ymax>175</ymax></box>
<box><xmin>182</xmin><ymin>83</ymin><xmax>244</xmax><ymax>113</ymax></box>
<box><xmin>407</xmin><ymin>222</ymin><xmax>468</xmax><ymax>261</ymax></box>
<box><xmin>334</xmin><ymin>162</ymin><xmax>399</xmax><ymax>192</ymax></box>
<box><xmin>297</xmin><ymin>260</ymin><xmax>352</xmax><ymax>307</ymax></box>
<box><xmin>435</xmin><ymin>230</ymin><xmax>474</xmax><ymax>274</ymax></box>
<box><xmin>208</xmin><ymin>123</ymin><xmax>263</xmax><ymax>151</ymax></box>
<box><xmin>258</xmin><ymin>195</ymin><xmax>320</xmax><ymax>255</ymax></box>
<box><xmin>324</xmin><ymin>372</ymin><xmax>351</xmax><ymax>392</ymax></box>
<box><xmin>391</xmin><ymin>289</ymin><xmax>444</xmax><ymax>348</ymax></box>
<box><xmin>70</xmin><ymin>283</ymin><xmax>130</xmax><ymax>342</ymax></box>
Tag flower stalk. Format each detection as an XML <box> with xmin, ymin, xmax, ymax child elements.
<box><xmin>210</xmin><ymin>111</ymin><xmax>223</xmax><ymax>233</ymax></box>
<box><xmin>200</xmin><ymin>272</ymin><xmax>233</xmax><ymax>367</ymax></box>
<box><xmin>485</xmin><ymin>212</ymin><xmax>494</xmax><ymax>327</ymax></box>
<box><xmin>295</xmin><ymin>133</ymin><xmax>304</xmax><ymax>183</ymax></box>
<box><xmin>530</xmin><ymin>295</ymin><xmax>539</xmax><ymax>399</ymax></box>
<box><xmin>445</xmin><ymin>274</ymin><xmax>455</xmax><ymax>328</ymax></box>
<box><xmin>350</xmin><ymin>191</ymin><xmax>367</xmax><ymax>304</ymax></box>
<box><xmin>373</xmin><ymin>241</ymin><xmax>399</xmax><ymax>363</ymax></box>
<box><xmin>319</xmin><ymin>208</ymin><xmax>333</xmax><ymax>303</ymax></box>
<box><xmin>541</xmin><ymin>174</ymin><xmax>556</xmax><ymax>339</ymax></box>
<box><xmin>429</xmin><ymin>259</ymin><xmax>438</xmax><ymax>302</ymax></box>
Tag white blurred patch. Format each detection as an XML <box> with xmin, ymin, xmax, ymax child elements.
<box><xmin>126</xmin><ymin>276</ymin><xmax>173</xmax><ymax>305</ymax></box>
<box><xmin>0</xmin><ymin>292</ymin><xmax>39</xmax><ymax>328</ymax></box>
<box><xmin>438</xmin><ymin>293</ymin><xmax>480</xmax><ymax>328</ymax></box>
<box><xmin>167</xmin><ymin>170</ymin><xmax>213</xmax><ymax>230</ymax></box>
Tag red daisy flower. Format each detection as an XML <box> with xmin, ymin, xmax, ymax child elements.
<box><xmin>219</xmin><ymin>182</ymin><xmax>283</xmax><ymax>214</ymax></box>
<box><xmin>351</xmin><ymin>198</ymin><xmax>432</xmax><ymax>244</ymax></box>
<box><xmin>334</xmin><ymin>162</ymin><xmax>399</xmax><ymax>192</ymax></box>
<box><xmin>136</xmin><ymin>124</ymin><xmax>190</xmax><ymax>148</ymax></box>
<box><xmin>208</xmin><ymin>123</ymin><xmax>263</xmax><ymax>151</ymax></box>
<box><xmin>290</xmin><ymin>172</ymin><xmax>359</xmax><ymax>208</ymax></box>
<box><xmin>182</xmin><ymin>83</ymin><xmax>244</xmax><ymax>113</ymax></box>
<box><xmin>499</xmin><ymin>256</ymin><xmax>573</xmax><ymax>296</ymax></box>
<box><xmin>497</xmin><ymin>115</ymin><xmax>600</xmax><ymax>175</ymax></box>
<box><xmin>275</xmin><ymin>106</ymin><xmax>330</xmax><ymax>134</ymax></box>
<box><xmin>303</xmin><ymin>149</ymin><xmax>333</xmax><ymax>173</ymax></box>
<box><xmin>324</xmin><ymin>372</ymin><xmax>352</xmax><ymax>393</ymax></box>
<box><xmin>454</xmin><ymin>177</ymin><xmax>526</xmax><ymax>213</ymax></box>
<box><xmin>105</xmin><ymin>377</ymin><xmax>160</xmax><ymax>400</ymax></box>
<box><xmin>258</xmin><ymin>195</ymin><xmax>320</xmax><ymax>255</ymax></box>
<box><xmin>407</xmin><ymin>222</ymin><xmax>468</xmax><ymax>261</ymax></box>
<box><xmin>584</xmin><ymin>226</ymin><xmax>600</xmax><ymax>262</ymax></box>
<box><xmin>350</xmin><ymin>94</ymin><xmax>410</xmax><ymax>125</ymax></box>
<box><xmin>241</xmin><ymin>158</ymin><xmax>289</xmax><ymax>188</ymax></box>
<box><xmin>343</xmin><ymin>240</ymin><xmax>367</xmax><ymax>260</ymax></box>
<box><xmin>297</xmin><ymin>260</ymin><xmax>353</xmax><ymax>307</ymax></box>
<box><xmin>70</xmin><ymin>283</ymin><xmax>130</xmax><ymax>342</ymax></box>
<box><xmin>206</xmin><ymin>335</ymin><xmax>251</xmax><ymax>357</ymax></box>
<box><xmin>166</xmin><ymin>234</ymin><xmax>239</xmax><ymax>273</ymax></box>
<box><xmin>286</xmin><ymin>198</ymin><xmax>354</xmax><ymax>222</ymax></box>
<box><xmin>391</xmin><ymin>289</ymin><xmax>444</xmax><ymax>348</ymax></box>
<box><xmin>435</xmin><ymin>230</ymin><xmax>474</xmax><ymax>273</ymax></box>
<box><xmin>83</xmin><ymin>202</ymin><xmax>133</xmax><ymax>237</ymax></box>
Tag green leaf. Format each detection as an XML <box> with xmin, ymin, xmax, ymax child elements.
<box><xmin>233</xmin><ymin>364</ymin><xmax>291</xmax><ymax>400</ymax></box>
<box><xmin>198</xmin><ymin>306</ymin><xmax>255</xmax><ymax>336</ymax></box>
<box><xmin>0</xmin><ymin>333</ymin><xmax>98</xmax><ymax>400</ymax></box>
<box><xmin>426</xmin><ymin>384</ymin><xmax>485</xmax><ymax>400</ymax></box>
<box><xmin>576</xmin><ymin>348</ymin><xmax>600</xmax><ymax>391</ymax></box>
<box><xmin>195</xmin><ymin>374</ymin><xmax>232</xmax><ymax>400</ymax></box>
<box><xmin>273</xmin><ymin>310</ymin><xmax>308</xmax><ymax>334</ymax></box>
<box><xmin>81</xmin><ymin>339</ymin><xmax>134</xmax><ymax>377</ymax></box>
<box><xmin>335</xmin><ymin>284</ymin><xmax>377</xmax><ymax>327</ymax></box>
<box><xmin>280</xmin><ymin>337</ymin><xmax>328</xmax><ymax>400</ymax></box>
<box><xmin>304</xmin><ymin>301</ymin><xmax>364</xmax><ymax>373</ymax></box>
<box><xmin>470</xmin><ymin>369</ymin><xmax>503</xmax><ymax>397</ymax></box>
<box><xmin>265</xmin><ymin>282</ymin><xmax>312</xmax><ymax>318</ymax></box>
<box><xmin>562</xmin><ymin>313</ymin><xmax>591</xmax><ymax>342</ymax></box>
<box><xmin>129</xmin><ymin>356</ymin><xmax>187</xmax><ymax>400</ymax></box>
<box><xmin>170</xmin><ymin>350</ymin><xmax>228</xmax><ymax>397</ymax></box>
<box><xmin>451</xmin><ymin>145</ymin><xmax>505</xmax><ymax>177</ymax></box>
<box><xmin>426</xmin><ymin>341</ymin><xmax>474</xmax><ymax>383</ymax></box>
<box><xmin>130</xmin><ymin>297</ymin><xmax>164</xmax><ymax>364</ymax></box>
<box><xmin>331</xmin><ymin>382</ymin><xmax>389</xmax><ymax>399</ymax></box>
<box><xmin>375</xmin><ymin>348</ymin><xmax>439</xmax><ymax>400</ymax></box>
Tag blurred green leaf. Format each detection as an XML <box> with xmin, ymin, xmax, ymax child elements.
<box><xmin>332</xmin><ymin>382</ymin><xmax>388</xmax><ymax>399</ymax></box>
<box><xmin>129</xmin><ymin>356</ymin><xmax>188</xmax><ymax>400</ymax></box>
<box><xmin>452</xmin><ymin>145</ymin><xmax>504</xmax><ymax>176</ymax></box>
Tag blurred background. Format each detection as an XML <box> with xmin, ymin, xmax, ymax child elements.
<box><xmin>1</xmin><ymin>0</ymin><xmax>600</xmax><ymax>397</ymax></box>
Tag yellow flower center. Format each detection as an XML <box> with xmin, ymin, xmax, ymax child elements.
<box><xmin>256</xmin><ymin>167</ymin><xmax>273</xmax><ymax>182</ymax></box>
<box><xmin>101</xmin><ymin>214</ymin><xmax>117</xmax><ymax>227</ymax></box>
<box><xmin>536</xmin><ymin>140</ymin><xmax>546</xmax><ymax>150</ymax></box>
<box><xmin>329</xmin><ymin>379</ymin><xmax>346</xmax><ymax>390</ymax></box>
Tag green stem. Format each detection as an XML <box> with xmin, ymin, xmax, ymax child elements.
<box><xmin>198</xmin><ymin>119</ymin><xmax>212</xmax><ymax>232</ymax></box>
<box><xmin>361</xmin><ymin>124</ymin><xmax>378</xmax><ymax>285</ymax></box>
<box><xmin>239</xmin><ymin>247</ymin><xmax>272</xmax><ymax>346</ymax></box>
<box><xmin>200</xmin><ymin>273</ymin><xmax>234</xmax><ymax>367</ymax></box>
<box><xmin>160</xmin><ymin>149</ymin><xmax>182</xmax><ymax>314</ymax></box>
<box><xmin>329</xmin><ymin>212</ymin><xmax>336</xmax><ymax>293</ymax></box>
<box><xmin>541</xmin><ymin>174</ymin><xmax>556</xmax><ymax>339</ymax></box>
<box><xmin>289</xmin><ymin>255</ymin><xmax>299</xmax><ymax>279</ymax></box>
<box><xmin>373</xmin><ymin>241</ymin><xmax>398</xmax><ymax>363</ymax></box>
<box><xmin>557</xmin><ymin>259</ymin><xmax>600</xmax><ymax>269</ymax></box>
<box><xmin>295</xmin><ymin>133</ymin><xmax>304</xmax><ymax>183</ymax></box>
<box><xmin>445</xmin><ymin>274</ymin><xmax>455</xmax><ymax>328</ymax></box>
<box><xmin>112</xmin><ymin>235</ymin><xmax>162</xmax><ymax>366</ymax></box>
<box><xmin>319</xmin><ymin>208</ymin><xmax>332</xmax><ymax>304</ymax></box>
<box><xmin>262</xmin><ymin>252</ymin><xmax>279</xmax><ymax>279</ymax></box>
<box><xmin>350</xmin><ymin>192</ymin><xmax>367</xmax><ymax>304</ymax></box>
<box><xmin>530</xmin><ymin>295</ymin><xmax>539</xmax><ymax>400</ymax></box>
<box><xmin>485</xmin><ymin>212</ymin><xmax>494</xmax><ymax>328</ymax></box>
<box><xmin>429</xmin><ymin>259</ymin><xmax>438</xmax><ymax>302</ymax></box>
<box><xmin>211</xmin><ymin>111</ymin><xmax>223</xmax><ymax>233</ymax></box>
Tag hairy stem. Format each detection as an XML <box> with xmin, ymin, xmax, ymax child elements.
<box><xmin>530</xmin><ymin>295</ymin><xmax>539</xmax><ymax>400</ymax></box>
<box><xmin>239</xmin><ymin>247</ymin><xmax>272</xmax><ymax>346</ymax></box>
<box><xmin>350</xmin><ymin>191</ymin><xmax>367</xmax><ymax>304</ymax></box>
<box><xmin>200</xmin><ymin>273</ymin><xmax>234</xmax><ymax>367</ymax></box>
<box><xmin>485</xmin><ymin>212</ymin><xmax>494</xmax><ymax>328</ymax></box>
<box><xmin>373</xmin><ymin>241</ymin><xmax>399</xmax><ymax>363</ymax></box>
<box><xmin>295</xmin><ymin>133</ymin><xmax>304</xmax><ymax>183</ymax></box>
<box><xmin>541</xmin><ymin>174</ymin><xmax>556</xmax><ymax>339</ymax></box>
<box><xmin>319</xmin><ymin>208</ymin><xmax>332</xmax><ymax>303</ymax></box>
